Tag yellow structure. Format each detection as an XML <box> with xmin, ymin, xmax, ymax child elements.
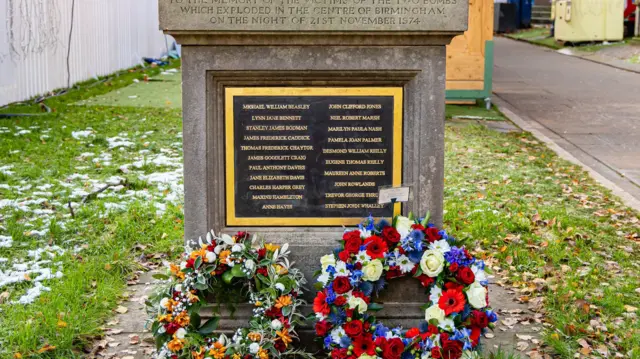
<box><xmin>554</xmin><ymin>0</ymin><xmax>624</xmax><ymax>42</ymax></box>
<box><xmin>446</xmin><ymin>0</ymin><xmax>495</xmax><ymax>104</ymax></box>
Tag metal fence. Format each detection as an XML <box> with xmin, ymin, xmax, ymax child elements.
<box><xmin>0</xmin><ymin>0</ymin><xmax>168</xmax><ymax>107</ymax></box>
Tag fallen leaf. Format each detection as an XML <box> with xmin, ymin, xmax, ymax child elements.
<box><xmin>516</xmin><ymin>341</ymin><xmax>529</xmax><ymax>351</ymax></box>
<box><xmin>115</xmin><ymin>306</ymin><xmax>128</xmax><ymax>314</ymax></box>
<box><xmin>104</xmin><ymin>263</ymin><xmax>112</xmax><ymax>271</ymax></box>
<box><xmin>484</xmin><ymin>332</ymin><xmax>495</xmax><ymax>338</ymax></box>
<box><xmin>577</xmin><ymin>338</ymin><xmax>591</xmax><ymax>349</ymax></box>
<box><xmin>57</xmin><ymin>320</ymin><xmax>67</xmax><ymax>328</ymax></box>
<box><xmin>623</xmin><ymin>305</ymin><xmax>637</xmax><ymax>313</ymax></box>
<box><xmin>517</xmin><ymin>334</ymin><xmax>533</xmax><ymax>341</ymax></box>
<box><xmin>13</xmin><ymin>354</ymin><xmax>22</xmax><ymax>359</ymax></box>
<box><xmin>0</xmin><ymin>291</ymin><xmax>9</xmax><ymax>304</ymax></box>
<box><xmin>37</xmin><ymin>344</ymin><xmax>56</xmax><ymax>354</ymax></box>
<box><xmin>129</xmin><ymin>334</ymin><xmax>140</xmax><ymax>345</ymax></box>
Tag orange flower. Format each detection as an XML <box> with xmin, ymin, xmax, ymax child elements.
<box><xmin>276</xmin><ymin>327</ymin><xmax>292</xmax><ymax>348</ymax></box>
<box><xmin>209</xmin><ymin>342</ymin><xmax>226</xmax><ymax>359</ymax></box>
<box><xmin>274</xmin><ymin>295</ymin><xmax>292</xmax><ymax>308</ymax></box>
<box><xmin>258</xmin><ymin>348</ymin><xmax>269</xmax><ymax>359</ymax></box>
<box><xmin>170</xmin><ymin>263</ymin><xmax>185</xmax><ymax>280</ymax></box>
<box><xmin>190</xmin><ymin>247</ymin><xmax>207</xmax><ymax>260</ymax></box>
<box><xmin>188</xmin><ymin>291</ymin><xmax>200</xmax><ymax>303</ymax></box>
<box><xmin>275</xmin><ymin>265</ymin><xmax>288</xmax><ymax>275</ymax></box>
<box><xmin>247</xmin><ymin>332</ymin><xmax>262</xmax><ymax>342</ymax></box>
<box><xmin>174</xmin><ymin>311</ymin><xmax>190</xmax><ymax>326</ymax></box>
<box><xmin>157</xmin><ymin>314</ymin><xmax>173</xmax><ymax>323</ymax></box>
<box><xmin>164</xmin><ymin>299</ymin><xmax>178</xmax><ymax>312</ymax></box>
<box><xmin>264</xmin><ymin>243</ymin><xmax>280</xmax><ymax>252</ymax></box>
<box><xmin>167</xmin><ymin>338</ymin><xmax>185</xmax><ymax>352</ymax></box>
<box><xmin>219</xmin><ymin>250</ymin><xmax>231</xmax><ymax>264</ymax></box>
<box><xmin>192</xmin><ymin>347</ymin><xmax>206</xmax><ymax>359</ymax></box>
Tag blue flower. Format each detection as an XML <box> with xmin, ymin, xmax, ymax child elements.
<box><xmin>339</xmin><ymin>336</ymin><xmax>351</xmax><ymax>348</ymax></box>
<box><xmin>486</xmin><ymin>310</ymin><xmax>498</xmax><ymax>323</ymax></box>
<box><xmin>377</xmin><ymin>218</ymin><xmax>391</xmax><ymax>230</ymax></box>
<box><xmin>422</xmin><ymin>338</ymin><xmax>435</xmax><ymax>350</ymax></box>
<box><xmin>326</xmin><ymin>265</ymin><xmax>336</xmax><ymax>275</ymax></box>
<box><xmin>326</xmin><ymin>287</ymin><xmax>336</xmax><ymax>304</ymax></box>
<box><xmin>406</xmin><ymin>250</ymin><xmax>423</xmax><ymax>264</ymax></box>
<box><xmin>373</xmin><ymin>324</ymin><xmax>389</xmax><ymax>338</ymax></box>
<box><xmin>323</xmin><ymin>335</ymin><xmax>332</xmax><ymax>349</ymax></box>
<box><xmin>350</xmin><ymin>270</ymin><xmax>363</xmax><ymax>285</ymax></box>
<box><xmin>476</xmin><ymin>260</ymin><xmax>486</xmax><ymax>270</ymax></box>
<box><xmin>329</xmin><ymin>308</ymin><xmax>347</xmax><ymax>325</ymax></box>
<box><xmin>359</xmin><ymin>281</ymin><xmax>373</xmax><ymax>296</ymax></box>
<box><xmin>418</xmin><ymin>321</ymin><xmax>430</xmax><ymax>333</ymax></box>
<box><xmin>373</xmin><ymin>278</ymin><xmax>386</xmax><ymax>293</ymax></box>
<box><xmin>401</xmin><ymin>352</ymin><xmax>414</xmax><ymax>359</ymax></box>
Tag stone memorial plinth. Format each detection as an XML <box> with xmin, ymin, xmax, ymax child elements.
<box><xmin>159</xmin><ymin>0</ymin><xmax>468</xmax><ymax>344</ymax></box>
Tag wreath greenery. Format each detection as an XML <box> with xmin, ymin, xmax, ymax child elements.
<box><xmin>312</xmin><ymin>215</ymin><xmax>498</xmax><ymax>359</ymax></box>
<box><xmin>147</xmin><ymin>230</ymin><xmax>311</xmax><ymax>359</ymax></box>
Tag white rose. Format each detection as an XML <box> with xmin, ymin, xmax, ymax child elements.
<box><xmin>466</xmin><ymin>282</ymin><xmax>488</xmax><ymax>309</ymax></box>
<box><xmin>320</xmin><ymin>254</ymin><xmax>336</xmax><ymax>271</ymax></box>
<box><xmin>347</xmin><ymin>296</ymin><xmax>368</xmax><ymax>314</ymax></box>
<box><xmin>160</xmin><ymin>297</ymin><xmax>169</xmax><ymax>308</ymax></box>
<box><xmin>175</xmin><ymin>328</ymin><xmax>187</xmax><ymax>339</ymax></box>
<box><xmin>205</xmin><ymin>251</ymin><xmax>216</xmax><ymax>263</ymax></box>
<box><xmin>271</xmin><ymin>319</ymin><xmax>283</xmax><ymax>330</ymax></box>
<box><xmin>424</xmin><ymin>303</ymin><xmax>446</xmax><ymax>323</ymax></box>
<box><xmin>232</xmin><ymin>243</ymin><xmax>244</xmax><ymax>252</ymax></box>
<box><xmin>174</xmin><ymin>284</ymin><xmax>182</xmax><ymax>293</ymax></box>
<box><xmin>395</xmin><ymin>216</ymin><xmax>413</xmax><ymax>237</ymax></box>
<box><xmin>358</xmin><ymin>355</ymin><xmax>378</xmax><ymax>359</ymax></box>
<box><xmin>420</xmin><ymin>250</ymin><xmax>445</xmax><ymax>277</ymax></box>
<box><xmin>275</xmin><ymin>283</ymin><xmax>285</xmax><ymax>291</ymax></box>
<box><xmin>249</xmin><ymin>343</ymin><xmax>260</xmax><ymax>354</ymax></box>
<box><xmin>244</xmin><ymin>259</ymin><xmax>255</xmax><ymax>271</ymax></box>
<box><xmin>361</xmin><ymin>260</ymin><xmax>383</xmax><ymax>281</ymax></box>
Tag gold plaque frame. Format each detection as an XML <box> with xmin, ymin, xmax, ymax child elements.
<box><xmin>225</xmin><ymin>87</ymin><xmax>403</xmax><ymax>226</ymax></box>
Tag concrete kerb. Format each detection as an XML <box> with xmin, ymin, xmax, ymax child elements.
<box><xmin>493</xmin><ymin>95</ymin><xmax>640</xmax><ymax>213</ymax></box>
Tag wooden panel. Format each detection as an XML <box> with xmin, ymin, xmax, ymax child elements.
<box><xmin>446</xmin><ymin>0</ymin><xmax>494</xmax><ymax>89</ymax></box>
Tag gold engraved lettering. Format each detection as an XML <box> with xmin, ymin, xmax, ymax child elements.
<box><xmin>327</xmin><ymin>126</ymin><xmax>383</xmax><ymax>132</ymax></box>
<box><xmin>249</xmin><ymin>175</ymin><xmax>305</xmax><ymax>181</ymax></box>
<box><xmin>252</xmin><ymin>194</ymin><xmax>304</xmax><ymax>200</ymax></box>
<box><xmin>261</xmin><ymin>204</ymin><xmax>293</xmax><ymax>210</ymax></box>
<box><xmin>248</xmin><ymin>165</ymin><xmax>306</xmax><ymax>171</ymax></box>
<box><xmin>251</xmin><ymin>115</ymin><xmax>302</xmax><ymax>121</ymax></box>
<box><xmin>329</xmin><ymin>115</ymin><xmax>380</xmax><ymax>121</ymax></box>
<box><xmin>334</xmin><ymin>182</ymin><xmax>376</xmax><ymax>187</ymax></box>
<box><xmin>244</xmin><ymin>135</ymin><xmax>310</xmax><ymax>141</ymax></box>
<box><xmin>328</xmin><ymin>104</ymin><xmax>382</xmax><ymax>110</ymax></box>
<box><xmin>328</xmin><ymin>137</ymin><xmax>383</xmax><ymax>143</ymax></box>
<box><xmin>325</xmin><ymin>203</ymin><xmax>386</xmax><ymax>209</ymax></box>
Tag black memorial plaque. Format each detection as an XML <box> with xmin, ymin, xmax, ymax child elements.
<box><xmin>225</xmin><ymin>88</ymin><xmax>402</xmax><ymax>226</ymax></box>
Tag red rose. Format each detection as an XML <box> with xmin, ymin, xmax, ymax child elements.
<box><xmin>313</xmin><ymin>291</ymin><xmax>330</xmax><ymax>315</ymax></box>
<box><xmin>343</xmin><ymin>320</ymin><xmax>363</xmax><ymax>337</ymax></box>
<box><xmin>331</xmin><ymin>348</ymin><xmax>348</xmax><ymax>359</ymax></box>
<box><xmin>416</xmin><ymin>274</ymin><xmax>434</xmax><ymax>288</ymax></box>
<box><xmin>427</xmin><ymin>324</ymin><xmax>439</xmax><ymax>336</ymax></box>
<box><xmin>382</xmin><ymin>338</ymin><xmax>405</xmax><ymax>359</ymax></box>
<box><xmin>236</xmin><ymin>231</ymin><xmax>250</xmax><ymax>241</ymax></box>
<box><xmin>332</xmin><ymin>276</ymin><xmax>352</xmax><ymax>294</ymax></box>
<box><xmin>274</xmin><ymin>339</ymin><xmax>287</xmax><ymax>352</ymax></box>
<box><xmin>338</xmin><ymin>250</ymin><xmax>351</xmax><ymax>262</ymax></box>
<box><xmin>257</xmin><ymin>267</ymin><xmax>268</xmax><ymax>277</ymax></box>
<box><xmin>469</xmin><ymin>326</ymin><xmax>481</xmax><ymax>347</ymax></box>
<box><xmin>352</xmin><ymin>334</ymin><xmax>375</xmax><ymax>357</ymax></box>
<box><xmin>265</xmin><ymin>306</ymin><xmax>282</xmax><ymax>318</ymax></box>
<box><xmin>343</xmin><ymin>230</ymin><xmax>361</xmax><ymax>242</ymax></box>
<box><xmin>471</xmin><ymin>310</ymin><xmax>489</xmax><ymax>328</ymax></box>
<box><xmin>449</xmin><ymin>263</ymin><xmax>459</xmax><ymax>273</ymax></box>
<box><xmin>164</xmin><ymin>322</ymin><xmax>180</xmax><ymax>334</ymax></box>
<box><xmin>426</xmin><ymin>227</ymin><xmax>441</xmax><ymax>243</ymax></box>
<box><xmin>385</xmin><ymin>266</ymin><xmax>403</xmax><ymax>280</ymax></box>
<box><xmin>354</xmin><ymin>262</ymin><xmax>362</xmax><ymax>270</ymax></box>
<box><xmin>185</xmin><ymin>258</ymin><xmax>195</xmax><ymax>268</ymax></box>
<box><xmin>411</xmin><ymin>224</ymin><xmax>426</xmax><ymax>232</ymax></box>
<box><xmin>382</xmin><ymin>227</ymin><xmax>401</xmax><ymax>245</ymax></box>
<box><xmin>441</xmin><ymin>339</ymin><xmax>463</xmax><ymax>359</ymax></box>
<box><xmin>444</xmin><ymin>282</ymin><xmax>464</xmax><ymax>291</ymax></box>
<box><xmin>364</xmin><ymin>236</ymin><xmax>388</xmax><ymax>259</ymax></box>
<box><xmin>405</xmin><ymin>327</ymin><xmax>420</xmax><ymax>338</ymax></box>
<box><xmin>334</xmin><ymin>296</ymin><xmax>347</xmax><ymax>306</ymax></box>
<box><xmin>456</xmin><ymin>266</ymin><xmax>475</xmax><ymax>285</ymax></box>
<box><xmin>257</xmin><ymin>248</ymin><xmax>267</xmax><ymax>259</ymax></box>
<box><xmin>315</xmin><ymin>320</ymin><xmax>332</xmax><ymax>336</ymax></box>
<box><xmin>344</xmin><ymin>236</ymin><xmax>362</xmax><ymax>254</ymax></box>
<box><xmin>431</xmin><ymin>347</ymin><xmax>442</xmax><ymax>359</ymax></box>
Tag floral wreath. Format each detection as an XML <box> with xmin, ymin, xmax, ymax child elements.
<box><xmin>313</xmin><ymin>215</ymin><xmax>498</xmax><ymax>359</ymax></box>
<box><xmin>147</xmin><ymin>231</ymin><xmax>312</xmax><ymax>359</ymax></box>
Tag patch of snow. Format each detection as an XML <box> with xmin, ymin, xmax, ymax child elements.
<box><xmin>72</xmin><ymin>129</ymin><xmax>94</xmax><ymax>139</ymax></box>
<box><xmin>67</xmin><ymin>173</ymin><xmax>89</xmax><ymax>181</ymax></box>
<box><xmin>107</xmin><ymin>136</ymin><xmax>134</xmax><ymax>149</ymax></box>
<box><xmin>0</xmin><ymin>165</ymin><xmax>14</xmax><ymax>175</ymax></box>
<box><xmin>14</xmin><ymin>129</ymin><xmax>31</xmax><ymax>136</ymax></box>
<box><xmin>0</xmin><ymin>235</ymin><xmax>12</xmax><ymax>248</ymax></box>
<box><xmin>15</xmin><ymin>282</ymin><xmax>52</xmax><ymax>304</ymax></box>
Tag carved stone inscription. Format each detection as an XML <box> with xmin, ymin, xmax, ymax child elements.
<box><xmin>159</xmin><ymin>0</ymin><xmax>468</xmax><ymax>32</ymax></box>
<box><xmin>225</xmin><ymin>88</ymin><xmax>402</xmax><ymax>226</ymax></box>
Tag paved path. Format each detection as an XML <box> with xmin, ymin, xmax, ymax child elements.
<box><xmin>493</xmin><ymin>37</ymin><xmax>640</xmax><ymax>204</ymax></box>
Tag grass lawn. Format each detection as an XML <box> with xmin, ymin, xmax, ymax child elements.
<box><xmin>504</xmin><ymin>27</ymin><xmax>561</xmax><ymax>50</ymax></box>
<box><xmin>1</xmin><ymin>66</ymin><xmax>638</xmax><ymax>358</ymax></box>
<box><xmin>446</xmin><ymin>101</ymin><xmax>507</xmax><ymax>121</ymax></box>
